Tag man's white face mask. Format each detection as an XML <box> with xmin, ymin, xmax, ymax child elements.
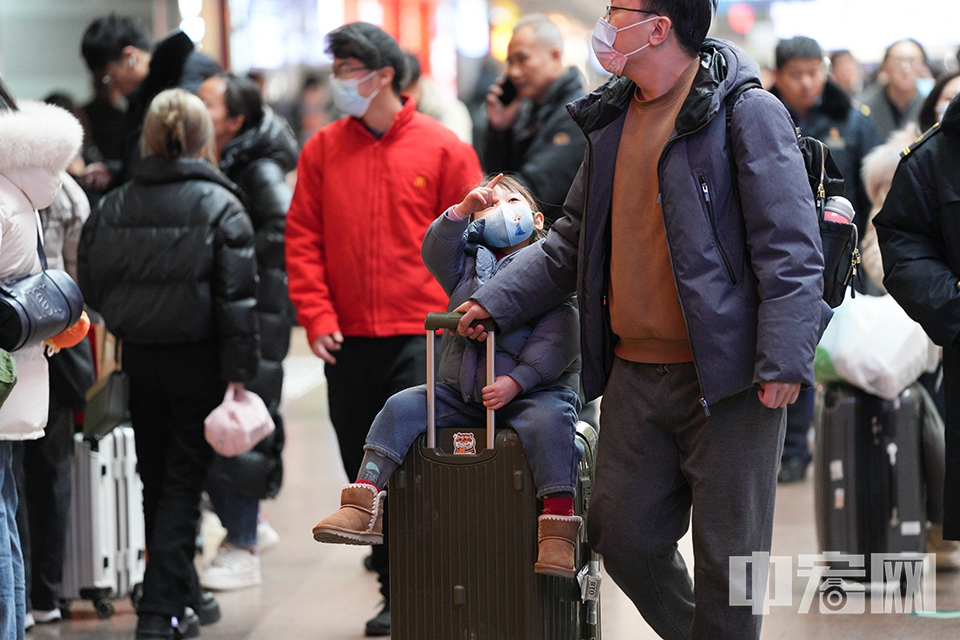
<box><xmin>329</xmin><ymin>70</ymin><xmax>380</xmax><ymax>118</ymax></box>
<box><xmin>591</xmin><ymin>14</ymin><xmax>658</xmax><ymax>76</ymax></box>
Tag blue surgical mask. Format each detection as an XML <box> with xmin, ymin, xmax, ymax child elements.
<box><xmin>916</xmin><ymin>77</ymin><xmax>935</xmax><ymax>97</ymax></box>
<box><xmin>329</xmin><ymin>70</ymin><xmax>380</xmax><ymax>118</ymax></box>
<box><xmin>480</xmin><ymin>202</ymin><xmax>536</xmax><ymax>248</ymax></box>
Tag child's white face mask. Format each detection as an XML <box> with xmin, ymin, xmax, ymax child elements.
<box><xmin>479</xmin><ymin>202</ymin><xmax>536</xmax><ymax>248</ymax></box>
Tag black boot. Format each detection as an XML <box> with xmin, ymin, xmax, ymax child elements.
<box><xmin>196</xmin><ymin>591</ymin><xmax>221</xmax><ymax>626</ymax></box>
<box><xmin>364</xmin><ymin>599</ymin><xmax>390</xmax><ymax>637</ymax></box>
<box><xmin>135</xmin><ymin>614</ymin><xmax>176</xmax><ymax>640</ymax></box>
<box><xmin>175</xmin><ymin>608</ymin><xmax>200</xmax><ymax>639</ymax></box>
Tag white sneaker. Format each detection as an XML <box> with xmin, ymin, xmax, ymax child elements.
<box><xmin>199</xmin><ymin>544</ymin><xmax>262</xmax><ymax>591</ymax></box>
<box><xmin>257</xmin><ymin>516</ymin><xmax>281</xmax><ymax>553</ymax></box>
<box><xmin>24</xmin><ymin>612</ymin><xmax>35</xmax><ymax>631</ymax></box>
<box><xmin>198</xmin><ymin>508</ymin><xmax>228</xmax><ymax>568</ymax></box>
<box><xmin>32</xmin><ymin>609</ymin><xmax>61</xmax><ymax>623</ymax></box>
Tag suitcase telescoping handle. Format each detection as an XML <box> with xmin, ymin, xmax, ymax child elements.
<box><xmin>424</xmin><ymin>312</ymin><xmax>499</xmax><ymax>450</ymax></box>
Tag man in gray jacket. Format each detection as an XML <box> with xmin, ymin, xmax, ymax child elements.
<box><xmin>457</xmin><ymin>1</ymin><xmax>827</xmax><ymax>638</ymax></box>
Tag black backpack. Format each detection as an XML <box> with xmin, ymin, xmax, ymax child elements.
<box><xmin>725</xmin><ymin>82</ymin><xmax>860</xmax><ymax>308</ymax></box>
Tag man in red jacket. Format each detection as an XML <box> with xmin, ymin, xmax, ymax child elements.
<box><xmin>285</xmin><ymin>22</ymin><xmax>481</xmax><ymax>637</ymax></box>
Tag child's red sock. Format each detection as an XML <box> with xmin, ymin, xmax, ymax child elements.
<box><xmin>355</xmin><ymin>478</ymin><xmax>381</xmax><ymax>491</ymax></box>
<box><xmin>542</xmin><ymin>495</ymin><xmax>574</xmax><ymax>517</ymax></box>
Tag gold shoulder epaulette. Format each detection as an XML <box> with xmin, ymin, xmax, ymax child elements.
<box><xmin>901</xmin><ymin>122</ymin><xmax>939</xmax><ymax>158</ymax></box>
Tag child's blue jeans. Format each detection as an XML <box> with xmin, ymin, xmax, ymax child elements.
<box><xmin>365</xmin><ymin>382</ymin><xmax>582</xmax><ymax>497</ymax></box>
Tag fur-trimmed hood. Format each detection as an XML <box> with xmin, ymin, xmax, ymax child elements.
<box><xmin>0</xmin><ymin>101</ymin><xmax>83</xmax><ymax>174</ymax></box>
<box><xmin>0</xmin><ymin>101</ymin><xmax>83</xmax><ymax>210</ymax></box>
<box><xmin>0</xmin><ymin>102</ymin><xmax>81</xmax><ymax>440</ymax></box>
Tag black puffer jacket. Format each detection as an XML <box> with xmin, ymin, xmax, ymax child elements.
<box><xmin>78</xmin><ymin>156</ymin><xmax>260</xmax><ymax>383</ymax></box>
<box><xmin>219</xmin><ymin>107</ymin><xmax>297</xmax><ymax>395</ymax></box>
<box><xmin>213</xmin><ymin>108</ymin><xmax>298</xmax><ymax>498</ymax></box>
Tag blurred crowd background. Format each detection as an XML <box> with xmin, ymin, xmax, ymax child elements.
<box><xmin>1</xmin><ymin>0</ymin><xmax>958</xmax><ymax>159</ymax></box>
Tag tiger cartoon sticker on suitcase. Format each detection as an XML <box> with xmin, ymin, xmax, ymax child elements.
<box><xmin>452</xmin><ymin>432</ymin><xmax>477</xmax><ymax>455</ymax></box>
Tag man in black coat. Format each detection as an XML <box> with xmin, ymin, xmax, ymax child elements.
<box><xmin>771</xmin><ymin>36</ymin><xmax>882</xmax><ymax>234</ymax></box>
<box><xmin>875</xmin><ymin>93</ymin><xmax>960</xmax><ymax>541</ymax></box>
<box><xmin>769</xmin><ymin>36</ymin><xmax>882</xmax><ymax>484</ymax></box>
<box><xmin>81</xmin><ymin>14</ymin><xmax>220</xmax><ymax>188</ymax></box>
<box><xmin>482</xmin><ymin>15</ymin><xmax>586</xmax><ymax>223</ymax></box>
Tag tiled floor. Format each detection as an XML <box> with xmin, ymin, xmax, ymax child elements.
<box><xmin>27</xmin><ymin>328</ymin><xmax>960</xmax><ymax>638</ymax></box>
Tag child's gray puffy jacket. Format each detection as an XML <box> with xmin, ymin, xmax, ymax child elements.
<box><xmin>422</xmin><ymin>213</ymin><xmax>580</xmax><ymax>403</ymax></box>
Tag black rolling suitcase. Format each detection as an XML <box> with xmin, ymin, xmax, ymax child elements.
<box><xmin>813</xmin><ymin>382</ymin><xmax>927</xmax><ymax>570</ymax></box>
<box><xmin>388</xmin><ymin>312</ymin><xmax>601</xmax><ymax>640</ymax></box>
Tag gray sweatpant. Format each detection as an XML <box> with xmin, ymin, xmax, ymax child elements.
<box><xmin>589</xmin><ymin>358</ymin><xmax>786</xmax><ymax>640</ymax></box>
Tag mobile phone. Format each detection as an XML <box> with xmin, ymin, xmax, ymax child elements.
<box><xmin>498</xmin><ymin>78</ymin><xmax>518</xmax><ymax>105</ymax></box>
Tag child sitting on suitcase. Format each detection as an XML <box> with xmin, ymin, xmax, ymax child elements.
<box><xmin>312</xmin><ymin>174</ymin><xmax>583</xmax><ymax>578</ymax></box>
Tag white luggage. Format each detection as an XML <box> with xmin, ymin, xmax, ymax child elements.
<box><xmin>62</xmin><ymin>425</ymin><xmax>146</xmax><ymax>618</ymax></box>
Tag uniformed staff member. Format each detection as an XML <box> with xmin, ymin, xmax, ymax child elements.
<box><xmin>875</xmin><ymin>93</ymin><xmax>960</xmax><ymax>543</ymax></box>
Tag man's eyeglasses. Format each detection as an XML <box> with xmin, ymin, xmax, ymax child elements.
<box><xmin>887</xmin><ymin>56</ymin><xmax>924</xmax><ymax>70</ymax></box>
<box><xmin>605</xmin><ymin>5</ymin><xmax>659</xmax><ymax>20</ymax></box>
<box><xmin>332</xmin><ymin>65</ymin><xmax>369</xmax><ymax>79</ymax></box>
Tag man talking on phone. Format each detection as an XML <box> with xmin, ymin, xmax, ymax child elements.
<box><xmin>483</xmin><ymin>14</ymin><xmax>587</xmax><ymax>223</ymax></box>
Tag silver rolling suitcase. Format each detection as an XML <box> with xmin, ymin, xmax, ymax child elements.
<box><xmin>62</xmin><ymin>425</ymin><xmax>145</xmax><ymax>618</ymax></box>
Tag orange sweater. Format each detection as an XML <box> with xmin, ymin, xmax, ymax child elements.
<box><xmin>285</xmin><ymin>98</ymin><xmax>482</xmax><ymax>343</ymax></box>
<box><xmin>609</xmin><ymin>61</ymin><xmax>699</xmax><ymax>364</ymax></box>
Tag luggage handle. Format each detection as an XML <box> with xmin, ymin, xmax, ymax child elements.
<box><xmin>424</xmin><ymin>312</ymin><xmax>498</xmax><ymax>450</ymax></box>
<box><xmin>886</xmin><ymin>442</ymin><xmax>900</xmax><ymax>527</ymax></box>
<box><xmin>424</xmin><ymin>311</ymin><xmax>498</xmax><ymax>333</ymax></box>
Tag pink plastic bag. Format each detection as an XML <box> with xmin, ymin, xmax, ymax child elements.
<box><xmin>204</xmin><ymin>383</ymin><xmax>276</xmax><ymax>457</ymax></box>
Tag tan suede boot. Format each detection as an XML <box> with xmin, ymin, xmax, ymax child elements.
<box><xmin>534</xmin><ymin>514</ymin><xmax>582</xmax><ymax>578</ymax></box>
<box><xmin>312</xmin><ymin>483</ymin><xmax>386</xmax><ymax>545</ymax></box>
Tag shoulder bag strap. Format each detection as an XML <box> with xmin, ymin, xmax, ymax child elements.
<box><xmin>36</xmin><ymin>227</ymin><xmax>48</xmax><ymax>270</ymax></box>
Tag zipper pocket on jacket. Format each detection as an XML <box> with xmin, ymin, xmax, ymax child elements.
<box><xmin>699</xmin><ymin>176</ymin><xmax>736</xmax><ymax>284</ymax></box>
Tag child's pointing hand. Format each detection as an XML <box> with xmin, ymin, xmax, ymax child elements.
<box><xmin>453</xmin><ymin>173</ymin><xmax>503</xmax><ymax>218</ymax></box>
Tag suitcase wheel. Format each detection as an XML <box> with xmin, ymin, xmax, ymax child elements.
<box><xmin>95</xmin><ymin>598</ymin><xmax>115</xmax><ymax>619</ymax></box>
